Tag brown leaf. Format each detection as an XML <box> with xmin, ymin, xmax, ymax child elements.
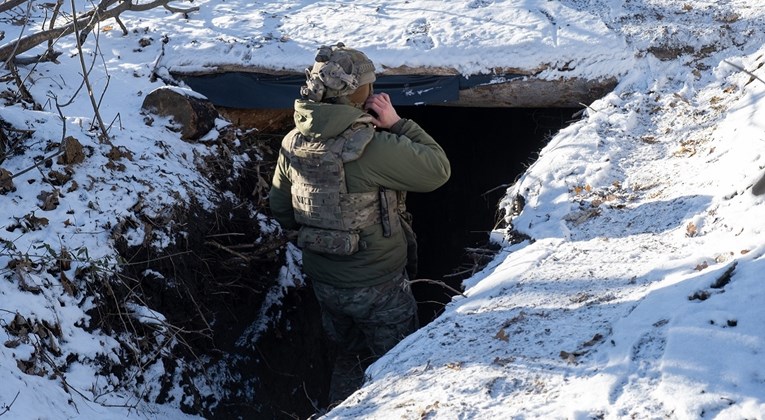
<box><xmin>492</xmin><ymin>356</ymin><xmax>515</xmax><ymax>366</ymax></box>
<box><xmin>570</xmin><ymin>293</ymin><xmax>592</xmax><ymax>304</ymax></box>
<box><xmin>494</xmin><ymin>328</ymin><xmax>509</xmax><ymax>342</ymax></box>
<box><xmin>66</xmin><ymin>180</ymin><xmax>79</xmax><ymax>193</ymax></box>
<box><xmin>47</xmin><ymin>169</ymin><xmax>72</xmax><ymax>186</ymax></box>
<box><xmin>60</xmin><ymin>272</ymin><xmax>76</xmax><ymax>297</ymax></box>
<box><xmin>445</xmin><ymin>362</ymin><xmax>462</xmax><ymax>370</ymax></box>
<box><xmin>4</xmin><ymin>338</ymin><xmax>21</xmax><ymax>348</ymax></box>
<box><xmin>37</xmin><ymin>190</ymin><xmax>60</xmax><ymax>211</ymax></box>
<box><xmin>9</xmin><ymin>313</ymin><xmax>30</xmax><ymax>336</ymax></box>
<box><xmin>0</xmin><ymin>167</ymin><xmax>14</xmax><ymax>193</ymax></box>
<box><xmin>686</xmin><ymin>222</ymin><xmax>697</xmax><ymax>237</ymax></box>
<box><xmin>17</xmin><ymin>272</ymin><xmax>42</xmax><ymax>294</ymax></box>
<box><xmin>106</xmin><ymin>145</ymin><xmax>133</xmax><ymax>161</ymax></box>
<box><xmin>419</xmin><ymin>401</ymin><xmax>439</xmax><ymax>420</ymax></box>
<box><xmin>24</xmin><ymin>213</ymin><xmax>49</xmax><ymax>229</ymax></box>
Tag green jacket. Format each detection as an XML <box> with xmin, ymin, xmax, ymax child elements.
<box><xmin>269</xmin><ymin>100</ymin><xmax>451</xmax><ymax>288</ymax></box>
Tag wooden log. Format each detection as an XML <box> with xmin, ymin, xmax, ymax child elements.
<box><xmin>141</xmin><ymin>87</ymin><xmax>218</xmax><ymax>141</ymax></box>
<box><xmin>454</xmin><ymin>76</ymin><xmax>618</xmax><ymax>108</ymax></box>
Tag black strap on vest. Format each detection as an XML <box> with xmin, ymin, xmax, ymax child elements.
<box><xmin>379</xmin><ymin>186</ymin><xmax>391</xmax><ymax>237</ymax></box>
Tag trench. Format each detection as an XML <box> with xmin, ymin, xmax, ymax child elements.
<box><xmin>124</xmin><ymin>104</ymin><xmax>580</xmax><ymax>419</ymax></box>
<box><xmin>244</xmin><ymin>105</ymin><xmax>581</xmax><ymax>419</ymax></box>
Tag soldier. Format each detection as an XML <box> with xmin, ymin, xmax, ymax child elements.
<box><xmin>268</xmin><ymin>43</ymin><xmax>451</xmax><ymax>406</ymax></box>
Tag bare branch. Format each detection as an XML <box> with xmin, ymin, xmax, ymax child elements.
<box><xmin>408</xmin><ymin>278</ymin><xmax>466</xmax><ymax>298</ymax></box>
<box><xmin>2</xmin><ymin>0</ymin><xmax>33</xmax><ymax>68</ymax></box>
<box><xmin>9</xmin><ymin>149</ymin><xmax>64</xmax><ymax>180</ymax></box>
<box><xmin>205</xmin><ymin>240</ymin><xmax>252</xmax><ymax>262</ymax></box>
<box><xmin>46</xmin><ymin>0</ymin><xmax>65</xmax><ymax>58</ymax></box>
<box><xmin>0</xmin><ymin>390</ymin><xmax>20</xmax><ymax>416</ymax></box>
<box><xmin>0</xmin><ymin>0</ymin><xmax>29</xmax><ymax>14</ymax></box>
<box><xmin>724</xmin><ymin>60</ymin><xmax>765</xmax><ymax>87</ymax></box>
<box><xmin>5</xmin><ymin>60</ymin><xmax>35</xmax><ymax>105</ymax></box>
<box><xmin>0</xmin><ymin>0</ymin><xmax>198</xmax><ymax>63</ymax></box>
<box><xmin>70</xmin><ymin>0</ymin><xmax>109</xmax><ymax>142</ymax></box>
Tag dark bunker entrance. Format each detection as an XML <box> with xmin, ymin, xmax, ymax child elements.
<box><xmin>395</xmin><ymin>106</ymin><xmax>578</xmax><ymax>324</ymax></box>
<box><xmin>178</xmin><ymin>74</ymin><xmax>581</xmax><ymax>324</ymax></box>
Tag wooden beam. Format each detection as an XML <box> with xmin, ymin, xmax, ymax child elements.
<box><xmin>454</xmin><ymin>76</ymin><xmax>618</xmax><ymax>108</ymax></box>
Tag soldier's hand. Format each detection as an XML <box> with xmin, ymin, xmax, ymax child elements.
<box><xmin>365</xmin><ymin>93</ymin><xmax>401</xmax><ymax>129</ymax></box>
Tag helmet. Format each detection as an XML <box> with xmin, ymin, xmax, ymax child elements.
<box><xmin>301</xmin><ymin>43</ymin><xmax>376</xmax><ymax>102</ymax></box>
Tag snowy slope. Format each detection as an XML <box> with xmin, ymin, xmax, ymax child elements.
<box><xmin>0</xmin><ymin>0</ymin><xmax>763</xmax><ymax>419</ymax></box>
<box><xmin>327</xmin><ymin>2</ymin><xmax>765</xmax><ymax>419</ymax></box>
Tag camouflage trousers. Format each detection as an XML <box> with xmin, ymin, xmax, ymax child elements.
<box><xmin>312</xmin><ymin>271</ymin><xmax>419</xmax><ymax>405</ymax></box>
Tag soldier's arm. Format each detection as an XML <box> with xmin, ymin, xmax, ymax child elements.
<box><xmin>358</xmin><ymin>120</ymin><xmax>451</xmax><ymax>192</ymax></box>
<box><xmin>268</xmin><ymin>148</ymin><xmax>298</xmax><ymax>230</ymax></box>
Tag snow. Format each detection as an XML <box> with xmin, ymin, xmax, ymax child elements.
<box><xmin>0</xmin><ymin>0</ymin><xmax>764</xmax><ymax>419</ymax></box>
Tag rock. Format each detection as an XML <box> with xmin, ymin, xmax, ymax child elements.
<box><xmin>58</xmin><ymin>136</ymin><xmax>85</xmax><ymax>165</ymax></box>
<box><xmin>141</xmin><ymin>86</ymin><xmax>218</xmax><ymax>141</ymax></box>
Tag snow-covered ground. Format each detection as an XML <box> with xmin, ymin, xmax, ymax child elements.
<box><xmin>1</xmin><ymin>0</ymin><xmax>764</xmax><ymax>419</ymax></box>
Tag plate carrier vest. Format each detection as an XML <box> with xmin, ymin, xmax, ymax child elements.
<box><xmin>283</xmin><ymin>118</ymin><xmax>400</xmax><ymax>254</ymax></box>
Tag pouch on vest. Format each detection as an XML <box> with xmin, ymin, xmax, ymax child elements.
<box><xmin>297</xmin><ymin>226</ymin><xmax>360</xmax><ymax>256</ymax></box>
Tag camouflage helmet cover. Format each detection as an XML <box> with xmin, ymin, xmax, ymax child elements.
<box><xmin>301</xmin><ymin>43</ymin><xmax>376</xmax><ymax>102</ymax></box>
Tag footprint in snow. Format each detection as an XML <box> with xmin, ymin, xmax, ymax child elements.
<box><xmin>608</xmin><ymin>327</ymin><xmax>667</xmax><ymax>404</ymax></box>
<box><xmin>404</xmin><ymin>18</ymin><xmax>435</xmax><ymax>50</ymax></box>
<box><xmin>467</xmin><ymin>0</ymin><xmax>494</xmax><ymax>8</ymax></box>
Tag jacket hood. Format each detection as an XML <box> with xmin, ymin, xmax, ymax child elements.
<box><xmin>293</xmin><ymin>100</ymin><xmax>366</xmax><ymax>139</ymax></box>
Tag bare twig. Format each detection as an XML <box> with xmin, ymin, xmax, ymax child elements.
<box><xmin>77</xmin><ymin>0</ymin><xmax>109</xmax><ymax>45</ymax></box>
<box><xmin>408</xmin><ymin>278</ymin><xmax>466</xmax><ymax>297</ymax></box>
<box><xmin>302</xmin><ymin>382</ymin><xmax>321</xmax><ymax>413</ymax></box>
<box><xmin>118</xmin><ymin>250</ymin><xmax>194</xmax><ymax>266</ymax></box>
<box><xmin>0</xmin><ymin>390</ymin><xmax>20</xmax><ymax>416</ymax></box>
<box><xmin>149</xmin><ymin>34</ymin><xmax>168</xmax><ymax>82</ymax></box>
<box><xmin>70</xmin><ymin>0</ymin><xmax>109</xmax><ymax>142</ymax></box>
<box><xmin>443</xmin><ymin>267</ymin><xmax>474</xmax><ymax>278</ymax></box>
<box><xmin>205</xmin><ymin>240</ymin><xmax>252</xmax><ymax>262</ymax></box>
<box><xmin>574</xmin><ymin>102</ymin><xmax>599</xmax><ymax>118</ymax></box>
<box><xmin>0</xmin><ymin>0</ymin><xmax>28</xmax><ymax>14</ymax></box>
<box><xmin>464</xmin><ymin>246</ymin><xmax>497</xmax><ymax>254</ymax></box>
<box><xmin>113</xmin><ymin>16</ymin><xmax>127</xmax><ymax>35</ymax></box>
<box><xmin>481</xmin><ymin>183</ymin><xmax>510</xmax><ymax>197</ymax></box>
<box><xmin>724</xmin><ymin>60</ymin><xmax>765</xmax><ymax>86</ymax></box>
<box><xmin>10</xmin><ymin>149</ymin><xmax>64</xmax><ymax>179</ymax></box>
<box><xmin>105</xmin><ymin>112</ymin><xmax>122</xmax><ymax>133</ymax></box>
<box><xmin>205</xmin><ymin>233</ymin><xmax>247</xmax><ymax>239</ymax></box>
<box><xmin>6</xmin><ymin>60</ymin><xmax>35</xmax><ymax>104</ymax></box>
<box><xmin>46</xmin><ymin>0</ymin><xmax>65</xmax><ymax>59</ymax></box>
